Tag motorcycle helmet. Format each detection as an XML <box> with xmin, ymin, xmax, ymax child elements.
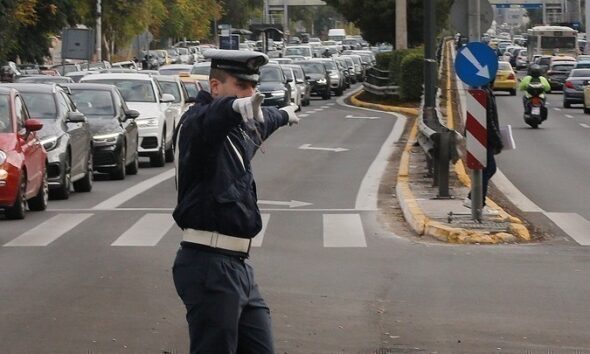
<box><xmin>529</xmin><ymin>64</ymin><xmax>542</xmax><ymax>78</ymax></box>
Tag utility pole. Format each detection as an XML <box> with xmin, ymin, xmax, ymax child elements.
<box><xmin>395</xmin><ymin>0</ymin><xmax>407</xmax><ymax>49</ymax></box>
<box><xmin>586</xmin><ymin>0</ymin><xmax>590</xmax><ymax>54</ymax></box>
<box><xmin>283</xmin><ymin>0</ymin><xmax>289</xmax><ymax>39</ymax></box>
<box><xmin>423</xmin><ymin>0</ymin><xmax>436</xmax><ymax>108</ymax></box>
<box><xmin>96</xmin><ymin>0</ymin><xmax>102</xmax><ymax>62</ymax></box>
<box><xmin>468</xmin><ymin>0</ymin><xmax>480</xmax><ymax>42</ymax></box>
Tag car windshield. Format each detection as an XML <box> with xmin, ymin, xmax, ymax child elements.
<box><xmin>191</xmin><ymin>64</ymin><xmax>211</xmax><ymax>76</ymax></box>
<box><xmin>17</xmin><ymin>76</ymin><xmax>72</xmax><ymax>84</ymax></box>
<box><xmin>184</xmin><ymin>82</ymin><xmax>199</xmax><ymax>98</ymax></box>
<box><xmin>552</xmin><ymin>64</ymin><xmax>574</xmax><ymax>71</ymax></box>
<box><xmin>281</xmin><ymin>68</ymin><xmax>294</xmax><ymax>80</ymax></box>
<box><xmin>0</xmin><ymin>95</ymin><xmax>11</xmax><ymax>132</ymax></box>
<box><xmin>20</xmin><ymin>92</ymin><xmax>57</xmax><ymax>119</ymax></box>
<box><xmin>260</xmin><ymin>67</ymin><xmax>283</xmax><ymax>82</ymax></box>
<box><xmin>158</xmin><ymin>81</ymin><xmax>182</xmax><ymax>103</ymax></box>
<box><xmin>297</xmin><ymin>62</ymin><xmax>325</xmax><ymax>74</ymax></box>
<box><xmin>83</xmin><ymin>79</ymin><xmax>156</xmax><ymax>102</ymax></box>
<box><xmin>322</xmin><ymin>61</ymin><xmax>337</xmax><ymax>71</ymax></box>
<box><xmin>291</xmin><ymin>67</ymin><xmax>304</xmax><ymax>81</ymax></box>
<box><xmin>285</xmin><ymin>47</ymin><xmax>311</xmax><ymax>57</ymax></box>
<box><xmin>70</xmin><ymin>90</ymin><xmax>115</xmax><ymax>116</ymax></box>
<box><xmin>570</xmin><ymin>69</ymin><xmax>590</xmax><ymax>77</ymax></box>
<box><xmin>159</xmin><ymin>68</ymin><xmax>190</xmax><ymax>76</ymax></box>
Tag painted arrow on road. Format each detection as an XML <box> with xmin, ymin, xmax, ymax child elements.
<box><xmin>298</xmin><ymin>144</ymin><xmax>349</xmax><ymax>152</ymax></box>
<box><xmin>257</xmin><ymin>200</ymin><xmax>313</xmax><ymax>208</ymax></box>
<box><xmin>461</xmin><ymin>47</ymin><xmax>490</xmax><ymax>79</ymax></box>
<box><xmin>345</xmin><ymin>114</ymin><xmax>381</xmax><ymax>119</ymax></box>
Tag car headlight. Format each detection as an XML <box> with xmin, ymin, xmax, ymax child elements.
<box><xmin>0</xmin><ymin>150</ymin><xmax>6</xmax><ymax>165</ymax></box>
<box><xmin>330</xmin><ymin>73</ymin><xmax>339</xmax><ymax>80</ymax></box>
<box><xmin>271</xmin><ymin>90</ymin><xmax>286</xmax><ymax>97</ymax></box>
<box><xmin>93</xmin><ymin>132</ymin><xmax>120</xmax><ymax>144</ymax></box>
<box><xmin>317</xmin><ymin>78</ymin><xmax>327</xmax><ymax>85</ymax></box>
<box><xmin>136</xmin><ymin>118</ymin><xmax>159</xmax><ymax>128</ymax></box>
<box><xmin>41</xmin><ymin>136</ymin><xmax>60</xmax><ymax>151</ymax></box>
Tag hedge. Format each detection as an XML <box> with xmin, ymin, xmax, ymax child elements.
<box><xmin>400</xmin><ymin>52</ymin><xmax>425</xmax><ymax>101</ymax></box>
<box><xmin>375</xmin><ymin>52</ymin><xmax>394</xmax><ymax>70</ymax></box>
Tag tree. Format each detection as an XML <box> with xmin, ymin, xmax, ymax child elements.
<box><xmin>217</xmin><ymin>0</ymin><xmax>262</xmax><ymax>29</ymax></box>
<box><xmin>323</xmin><ymin>0</ymin><xmax>453</xmax><ymax>46</ymax></box>
<box><xmin>159</xmin><ymin>0</ymin><xmax>222</xmax><ymax>42</ymax></box>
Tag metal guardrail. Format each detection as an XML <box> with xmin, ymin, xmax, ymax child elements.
<box><xmin>362</xmin><ymin>67</ymin><xmax>399</xmax><ymax>97</ymax></box>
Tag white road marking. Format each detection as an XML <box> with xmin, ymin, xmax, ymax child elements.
<box><xmin>251</xmin><ymin>214</ymin><xmax>270</xmax><ymax>247</ymax></box>
<box><xmin>92</xmin><ymin>169</ymin><xmax>175</xmax><ymax>210</ymax></box>
<box><xmin>565</xmin><ymin>114</ymin><xmax>574</xmax><ymax>118</ymax></box>
<box><xmin>111</xmin><ymin>213</ymin><xmax>175</xmax><ymax>246</ymax></box>
<box><xmin>4</xmin><ymin>214</ymin><xmax>93</xmax><ymax>247</ymax></box>
<box><xmin>545</xmin><ymin>213</ymin><xmax>590</xmax><ymax>246</ymax></box>
<box><xmin>321</xmin><ymin>105</ymin><xmax>330</xmax><ymax>109</ymax></box>
<box><xmin>298</xmin><ymin>114</ymin><xmax>309</xmax><ymax>117</ymax></box>
<box><xmin>49</xmin><ymin>207</ymin><xmax>379</xmax><ymax>212</ymax></box>
<box><xmin>327</xmin><ymin>103</ymin><xmax>335</xmax><ymax>106</ymax></box>
<box><xmin>580</xmin><ymin>123</ymin><xmax>590</xmax><ymax>128</ymax></box>
<box><xmin>258</xmin><ymin>200</ymin><xmax>312</xmax><ymax>208</ymax></box>
<box><xmin>345</xmin><ymin>114</ymin><xmax>381</xmax><ymax>119</ymax></box>
<box><xmin>554</xmin><ymin>107</ymin><xmax>561</xmax><ymax>111</ymax></box>
<box><xmin>299</xmin><ymin>144</ymin><xmax>349</xmax><ymax>152</ymax></box>
<box><xmin>323</xmin><ymin>214</ymin><xmax>367</xmax><ymax>247</ymax></box>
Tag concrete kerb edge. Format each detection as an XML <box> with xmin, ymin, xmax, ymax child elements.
<box><xmin>350</xmin><ymin>92</ymin><xmax>419</xmax><ymax>116</ymax></box>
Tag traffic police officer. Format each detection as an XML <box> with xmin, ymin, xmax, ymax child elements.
<box><xmin>172</xmin><ymin>49</ymin><xmax>300</xmax><ymax>354</ymax></box>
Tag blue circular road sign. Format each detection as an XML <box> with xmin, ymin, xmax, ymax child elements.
<box><xmin>455</xmin><ymin>42</ymin><xmax>498</xmax><ymax>87</ymax></box>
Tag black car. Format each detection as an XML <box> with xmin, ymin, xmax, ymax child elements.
<box><xmin>64</xmin><ymin>83</ymin><xmax>140</xmax><ymax>180</ymax></box>
<box><xmin>294</xmin><ymin>61</ymin><xmax>331</xmax><ymax>100</ymax></box>
<box><xmin>258</xmin><ymin>64</ymin><xmax>292</xmax><ymax>108</ymax></box>
<box><xmin>1</xmin><ymin>83</ymin><xmax>93</xmax><ymax>199</ymax></box>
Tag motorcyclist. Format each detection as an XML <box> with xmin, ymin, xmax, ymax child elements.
<box><xmin>518</xmin><ymin>64</ymin><xmax>550</xmax><ymax>116</ymax></box>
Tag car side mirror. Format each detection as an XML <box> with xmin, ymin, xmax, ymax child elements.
<box><xmin>286</xmin><ymin>78</ymin><xmax>293</xmax><ymax>83</ymax></box>
<box><xmin>305</xmin><ymin>75</ymin><xmax>311</xmax><ymax>80</ymax></box>
<box><xmin>125</xmin><ymin>109</ymin><xmax>140</xmax><ymax>119</ymax></box>
<box><xmin>66</xmin><ymin>111</ymin><xmax>86</xmax><ymax>123</ymax></box>
<box><xmin>296</xmin><ymin>80</ymin><xmax>304</xmax><ymax>84</ymax></box>
<box><xmin>186</xmin><ymin>96</ymin><xmax>197</xmax><ymax>104</ymax></box>
<box><xmin>161</xmin><ymin>93</ymin><xmax>175</xmax><ymax>103</ymax></box>
<box><xmin>24</xmin><ymin>119</ymin><xmax>43</xmax><ymax>132</ymax></box>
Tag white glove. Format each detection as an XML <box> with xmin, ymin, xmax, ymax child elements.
<box><xmin>232</xmin><ymin>93</ymin><xmax>265</xmax><ymax>123</ymax></box>
<box><xmin>279</xmin><ymin>104</ymin><xmax>300</xmax><ymax>126</ymax></box>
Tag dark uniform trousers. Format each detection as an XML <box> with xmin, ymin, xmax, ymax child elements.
<box><xmin>173</xmin><ymin>246</ymin><xmax>274</xmax><ymax>354</ymax></box>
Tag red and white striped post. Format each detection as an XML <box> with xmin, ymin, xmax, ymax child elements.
<box><xmin>466</xmin><ymin>89</ymin><xmax>487</xmax><ymax>220</ymax></box>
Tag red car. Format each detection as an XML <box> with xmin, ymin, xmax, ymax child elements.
<box><xmin>0</xmin><ymin>87</ymin><xmax>48</xmax><ymax>219</ymax></box>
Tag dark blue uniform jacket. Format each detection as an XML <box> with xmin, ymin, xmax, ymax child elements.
<box><xmin>173</xmin><ymin>90</ymin><xmax>289</xmax><ymax>238</ymax></box>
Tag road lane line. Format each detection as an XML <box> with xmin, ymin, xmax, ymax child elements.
<box><xmin>4</xmin><ymin>214</ymin><xmax>93</xmax><ymax>247</ymax></box>
<box><xmin>298</xmin><ymin>114</ymin><xmax>309</xmax><ymax>117</ymax></box>
<box><xmin>323</xmin><ymin>214</ymin><xmax>367</xmax><ymax>247</ymax></box>
<box><xmin>111</xmin><ymin>213</ymin><xmax>175</xmax><ymax>246</ymax></box>
<box><xmin>492</xmin><ymin>169</ymin><xmax>544</xmax><ymax>213</ymax></box>
<box><xmin>545</xmin><ymin>213</ymin><xmax>590</xmax><ymax>246</ymax></box>
<box><xmin>49</xmin><ymin>207</ymin><xmax>378</xmax><ymax>212</ymax></box>
<box><xmin>327</xmin><ymin>103</ymin><xmax>335</xmax><ymax>106</ymax></box>
<box><xmin>580</xmin><ymin>123</ymin><xmax>590</xmax><ymax>128</ymax></box>
<box><xmin>92</xmin><ymin>169</ymin><xmax>175</xmax><ymax>210</ymax></box>
<box><xmin>565</xmin><ymin>114</ymin><xmax>574</xmax><ymax>118</ymax></box>
<box><xmin>251</xmin><ymin>214</ymin><xmax>270</xmax><ymax>247</ymax></box>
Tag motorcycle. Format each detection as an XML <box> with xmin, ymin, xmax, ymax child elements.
<box><xmin>523</xmin><ymin>82</ymin><xmax>548</xmax><ymax>128</ymax></box>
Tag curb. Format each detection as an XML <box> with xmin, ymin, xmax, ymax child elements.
<box><xmin>350</xmin><ymin>91</ymin><xmax>419</xmax><ymax>117</ymax></box>
<box><xmin>351</xmin><ymin>42</ymin><xmax>530</xmax><ymax>244</ymax></box>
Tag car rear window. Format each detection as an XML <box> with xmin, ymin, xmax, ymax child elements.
<box><xmin>570</xmin><ymin>69</ymin><xmax>590</xmax><ymax>77</ymax></box>
<box><xmin>159</xmin><ymin>68</ymin><xmax>190</xmax><ymax>76</ymax></box>
<box><xmin>260</xmin><ymin>67</ymin><xmax>284</xmax><ymax>82</ymax></box>
<box><xmin>20</xmin><ymin>93</ymin><xmax>57</xmax><ymax>119</ymax></box>
<box><xmin>0</xmin><ymin>95</ymin><xmax>11</xmax><ymax>132</ymax></box>
<box><xmin>70</xmin><ymin>90</ymin><xmax>115</xmax><ymax>116</ymax></box>
<box><xmin>498</xmin><ymin>62</ymin><xmax>512</xmax><ymax>70</ymax></box>
<box><xmin>191</xmin><ymin>64</ymin><xmax>211</xmax><ymax>76</ymax></box>
<box><xmin>297</xmin><ymin>62</ymin><xmax>325</xmax><ymax>74</ymax></box>
<box><xmin>551</xmin><ymin>64</ymin><xmax>574</xmax><ymax>71</ymax></box>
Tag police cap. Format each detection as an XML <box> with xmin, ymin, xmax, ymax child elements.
<box><xmin>204</xmin><ymin>49</ymin><xmax>269</xmax><ymax>83</ymax></box>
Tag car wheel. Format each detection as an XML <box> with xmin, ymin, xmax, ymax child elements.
<box><xmin>150</xmin><ymin>140</ymin><xmax>166</xmax><ymax>167</ymax></box>
<box><xmin>322</xmin><ymin>89</ymin><xmax>331</xmax><ymax>100</ymax></box>
<box><xmin>165</xmin><ymin>142</ymin><xmax>174</xmax><ymax>163</ymax></box>
<box><xmin>50</xmin><ymin>155</ymin><xmax>71</xmax><ymax>200</ymax></box>
<box><xmin>563</xmin><ymin>100</ymin><xmax>571</xmax><ymax>108</ymax></box>
<box><xmin>28</xmin><ymin>167</ymin><xmax>48</xmax><ymax>211</ymax></box>
<box><xmin>5</xmin><ymin>173</ymin><xmax>26</xmax><ymax>220</ymax></box>
<box><xmin>73</xmin><ymin>149</ymin><xmax>93</xmax><ymax>192</ymax></box>
<box><xmin>509</xmin><ymin>89</ymin><xmax>516</xmax><ymax>96</ymax></box>
<box><xmin>336</xmin><ymin>87</ymin><xmax>344</xmax><ymax>96</ymax></box>
<box><xmin>584</xmin><ymin>105</ymin><xmax>590</xmax><ymax>114</ymax></box>
<box><xmin>126</xmin><ymin>151</ymin><xmax>139</xmax><ymax>175</ymax></box>
<box><xmin>110</xmin><ymin>146</ymin><xmax>126</xmax><ymax>180</ymax></box>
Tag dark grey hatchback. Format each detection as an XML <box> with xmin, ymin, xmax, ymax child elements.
<box><xmin>1</xmin><ymin>83</ymin><xmax>93</xmax><ymax>199</ymax></box>
<box><xmin>64</xmin><ymin>83</ymin><xmax>140</xmax><ymax>180</ymax></box>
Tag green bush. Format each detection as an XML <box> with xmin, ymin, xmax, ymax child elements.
<box><xmin>388</xmin><ymin>49</ymin><xmax>411</xmax><ymax>84</ymax></box>
<box><xmin>375</xmin><ymin>52</ymin><xmax>394</xmax><ymax>70</ymax></box>
<box><xmin>400</xmin><ymin>52</ymin><xmax>425</xmax><ymax>101</ymax></box>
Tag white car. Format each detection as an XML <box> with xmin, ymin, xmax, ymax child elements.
<box><xmin>283</xmin><ymin>45</ymin><xmax>313</xmax><ymax>60</ymax></box>
<box><xmin>81</xmin><ymin>73</ymin><xmax>176</xmax><ymax>167</ymax></box>
<box><xmin>153</xmin><ymin>75</ymin><xmax>192</xmax><ymax>128</ymax></box>
<box><xmin>280</xmin><ymin>66</ymin><xmax>301</xmax><ymax>111</ymax></box>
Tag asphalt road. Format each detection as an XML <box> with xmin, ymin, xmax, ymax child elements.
<box><xmin>1</xmin><ymin>86</ymin><xmax>590</xmax><ymax>354</ymax></box>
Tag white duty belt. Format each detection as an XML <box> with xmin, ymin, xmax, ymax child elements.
<box><xmin>182</xmin><ymin>229</ymin><xmax>251</xmax><ymax>253</ymax></box>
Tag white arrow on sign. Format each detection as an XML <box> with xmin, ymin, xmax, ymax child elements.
<box><xmin>345</xmin><ymin>114</ymin><xmax>381</xmax><ymax>120</ymax></box>
<box><xmin>298</xmin><ymin>144</ymin><xmax>349</xmax><ymax>152</ymax></box>
<box><xmin>258</xmin><ymin>200</ymin><xmax>313</xmax><ymax>208</ymax></box>
<box><xmin>461</xmin><ymin>47</ymin><xmax>490</xmax><ymax>79</ymax></box>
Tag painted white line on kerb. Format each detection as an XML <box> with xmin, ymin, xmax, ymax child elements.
<box><xmin>323</xmin><ymin>214</ymin><xmax>367</xmax><ymax>247</ymax></box>
<box><xmin>111</xmin><ymin>213</ymin><xmax>175</xmax><ymax>246</ymax></box>
<box><xmin>251</xmin><ymin>214</ymin><xmax>270</xmax><ymax>247</ymax></box>
<box><xmin>93</xmin><ymin>169</ymin><xmax>175</xmax><ymax>210</ymax></box>
<box><xmin>4</xmin><ymin>214</ymin><xmax>93</xmax><ymax>247</ymax></box>
<box><xmin>545</xmin><ymin>213</ymin><xmax>590</xmax><ymax>246</ymax></box>
<box><xmin>580</xmin><ymin>123</ymin><xmax>590</xmax><ymax>128</ymax></box>
<box><xmin>565</xmin><ymin>114</ymin><xmax>574</xmax><ymax>118</ymax></box>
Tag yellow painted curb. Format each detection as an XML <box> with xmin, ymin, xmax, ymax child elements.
<box><xmin>351</xmin><ymin>91</ymin><xmax>419</xmax><ymax>116</ymax></box>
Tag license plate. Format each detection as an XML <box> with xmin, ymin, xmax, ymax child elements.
<box><xmin>532</xmin><ymin>107</ymin><xmax>541</xmax><ymax>115</ymax></box>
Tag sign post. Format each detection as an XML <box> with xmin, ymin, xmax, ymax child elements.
<box><xmin>454</xmin><ymin>42</ymin><xmax>498</xmax><ymax>221</ymax></box>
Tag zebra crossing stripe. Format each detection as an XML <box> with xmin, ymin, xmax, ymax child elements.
<box><xmin>111</xmin><ymin>214</ymin><xmax>175</xmax><ymax>246</ymax></box>
<box><xmin>251</xmin><ymin>214</ymin><xmax>270</xmax><ymax>248</ymax></box>
<box><xmin>323</xmin><ymin>214</ymin><xmax>367</xmax><ymax>247</ymax></box>
<box><xmin>4</xmin><ymin>213</ymin><xmax>93</xmax><ymax>247</ymax></box>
